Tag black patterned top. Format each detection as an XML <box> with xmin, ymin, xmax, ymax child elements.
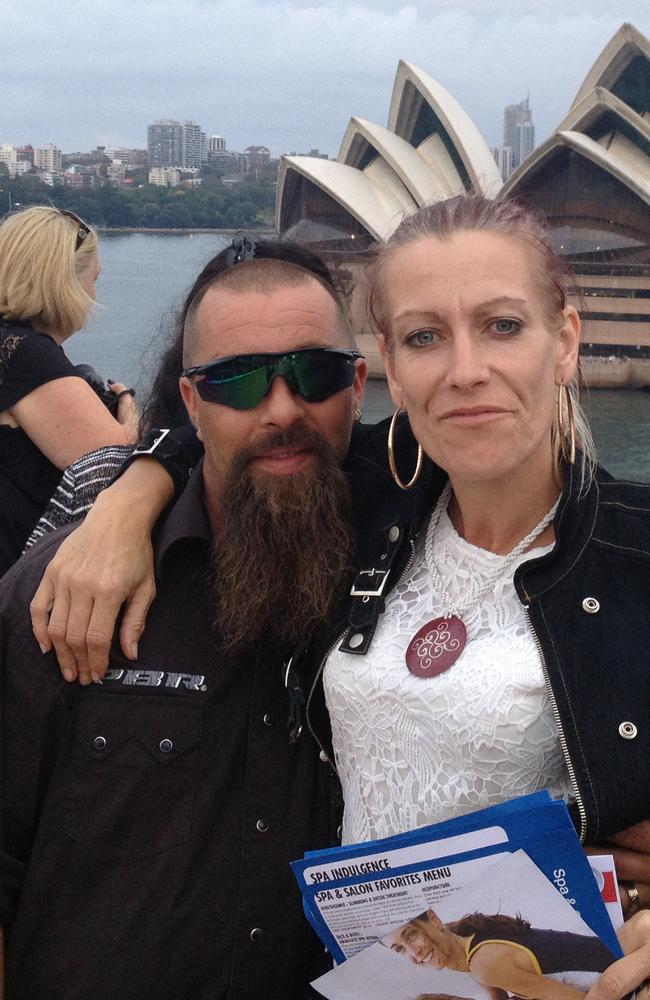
<box><xmin>0</xmin><ymin>318</ymin><xmax>79</xmax><ymax>575</ymax></box>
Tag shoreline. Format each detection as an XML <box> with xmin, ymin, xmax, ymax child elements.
<box><xmin>99</xmin><ymin>226</ymin><xmax>276</xmax><ymax>236</ymax></box>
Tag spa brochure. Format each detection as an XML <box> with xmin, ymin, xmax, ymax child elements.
<box><xmin>291</xmin><ymin>791</ymin><xmax>625</xmax><ymax>999</ymax></box>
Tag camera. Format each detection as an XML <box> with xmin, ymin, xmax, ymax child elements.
<box><xmin>73</xmin><ymin>363</ymin><xmax>122</xmax><ymax>415</ymax></box>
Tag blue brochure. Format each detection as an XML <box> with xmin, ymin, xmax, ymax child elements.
<box><xmin>291</xmin><ymin>792</ymin><xmax>621</xmax><ymax>964</ymax></box>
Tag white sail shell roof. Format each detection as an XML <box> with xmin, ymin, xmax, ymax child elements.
<box><xmin>571</xmin><ymin>23</ymin><xmax>650</xmax><ymax>109</ymax></box>
<box><xmin>277</xmin><ymin>59</ymin><xmax>502</xmax><ymax>241</ymax></box>
<box><xmin>276</xmin><ymin>156</ymin><xmax>408</xmax><ymax>241</ymax></box>
<box><xmin>276</xmin><ymin>23</ymin><xmax>648</xmax><ymax>246</ymax></box>
<box><xmin>560</xmin><ymin>87</ymin><xmax>650</xmax><ymax>146</ymax></box>
<box><xmin>504</xmin><ymin>21</ymin><xmax>649</xmax><ymax>211</ymax></box>
<box><xmin>388</xmin><ymin>60</ymin><xmax>503</xmax><ymax>196</ymax></box>
<box><xmin>501</xmin><ymin>129</ymin><xmax>650</xmax><ymax>207</ymax></box>
<box><xmin>338</xmin><ymin>117</ymin><xmax>453</xmax><ymax>206</ymax></box>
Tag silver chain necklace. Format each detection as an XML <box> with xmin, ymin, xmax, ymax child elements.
<box><xmin>405</xmin><ymin>483</ymin><xmax>559</xmax><ymax>678</ymax></box>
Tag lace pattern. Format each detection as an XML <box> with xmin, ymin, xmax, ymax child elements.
<box><xmin>324</xmin><ymin>509</ymin><xmax>572</xmax><ymax>844</ymax></box>
<box><xmin>0</xmin><ymin>322</ymin><xmax>28</xmax><ymax>385</ymax></box>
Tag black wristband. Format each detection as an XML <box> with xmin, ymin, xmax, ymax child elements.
<box><xmin>113</xmin><ymin>387</ymin><xmax>136</xmax><ymax>401</ymax></box>
<box><xmin>117</xmin><ymin>428</ymin><xmax>195</xmax><ymax>500</ymax></box>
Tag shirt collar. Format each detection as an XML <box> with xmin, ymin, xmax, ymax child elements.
<box><xmin>155</xmin><ymin>459</ymin><xmax>212</xmax><ymax>576</ymax></box>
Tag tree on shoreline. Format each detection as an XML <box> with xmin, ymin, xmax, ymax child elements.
<box><xmin>1</xmin><ymin>172</ymin><xmax>276</xmax><ymax>230</ymax></box>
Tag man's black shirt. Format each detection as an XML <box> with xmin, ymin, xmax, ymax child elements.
<box><xmin>0</xmin><ymin>471</ymin><xmax>334</xmax><ymax>999</ymax></box>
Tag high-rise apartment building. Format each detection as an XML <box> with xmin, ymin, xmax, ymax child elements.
<box><xmin>209</xmin><ymin>135</ymin><xmax>226</xmax><ymax>153</ymax></box>
<box><xmin>503</xmin><ymin>97</ymin><xmax>534</xmax><ymax>168</ymax></box>
<box><xmin>183</xmin><ymin>120</ymin><xmax>207</xmax><ymax>169</ymax></box>
<box><xmin>34</xmin><ymin>143</ymin><xmax>62</xmax><ymax>173</ymax></box>
<box><xmin>16</xmin><ymin>145</ymin><xmax>34</xmax><ymax>165</ymax></box>
<box><xmin>0</xmin><ymin>145</ymin><xmax>17</xmax><ymax>171</ymax></box>
<box><xmin>514</xmin><ymin>120</ymin><xmax>535</xmax><ymax>170</ymax></box>
<box><xmin>490</xmin><ymin>145</ymin><xmax>513</xmax><ymax>181</ymax></box>
<box><xmin>148</xmin><ymin>119</ymin><xmax>184</xmax><ymax>167</ymax></box>
<box><xmin>148</xmin><ymin>119</ymin><xmax>207</xmax><ymax>168</ymax></box>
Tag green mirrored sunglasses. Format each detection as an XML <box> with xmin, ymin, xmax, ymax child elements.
<box><xmin>183</xmin><ymin>347</ymin><xmax>362</xmax><ymax>411</ymax></box>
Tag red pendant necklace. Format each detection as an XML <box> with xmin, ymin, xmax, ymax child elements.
<box><xmin>405</xmin><ymin>485</ymin><xmax>558</xmax><ymax>679</ymax></box>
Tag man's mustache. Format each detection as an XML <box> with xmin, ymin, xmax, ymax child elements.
<box><xmin>238</xmin><ymin>426</ymin><xmax>332</xmax><ymax>468</ymax></box>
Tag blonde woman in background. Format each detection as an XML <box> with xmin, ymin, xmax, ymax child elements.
<box><xmin>0</xmin><ymin>206</ymin><xmax>139</xmax><ymax>574</ymax></box>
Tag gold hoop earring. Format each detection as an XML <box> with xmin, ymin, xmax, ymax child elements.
<box><xmin>556</xmin><ymin>383</ymin><xmax>576</xmax><ymax>466</ymax></box>
<box><xmin>387</xmin><ymin>408</ymin><xmax>423</xmax><ymax>490</ymax></box>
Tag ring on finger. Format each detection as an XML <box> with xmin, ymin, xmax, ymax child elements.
<box><xmin>621</xmin><ymin>880</ymin><xmax>642</xmax><ymax>916</ymax></box>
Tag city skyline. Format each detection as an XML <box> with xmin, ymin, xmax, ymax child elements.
<box><xmin>4</xmin><ymin>1</ymin><xmax>649</xmax><ymax>158</ymax></box>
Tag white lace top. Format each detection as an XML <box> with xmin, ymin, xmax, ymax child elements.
<box><xmin>324</xmin><ymin>507</ymin><xmax>572</xmax><ymax>845</ymax></box>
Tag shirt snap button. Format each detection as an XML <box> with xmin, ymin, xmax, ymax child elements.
<box><xmin>256</xmin><ymin>819</ymin><xmax>269</xmax><ymax>832</ymax></box>
<box><xmin>93</xmin><ymin>735</ymin><xmax>107</xmax><ymax>751</ymax></box>
<box><xmin>388</xmin><ymin>525</ymin><xmax>400</xmax><ymax>543</ymax></box>
<box><xmin>348</xmin><ymin>633</ymin><xmax>364</xmax><ymax>649</ymax></box>
<box><xmin>159</xmin><ymin>738</ymin><xmax>174</xmax><ymax>753</ymax></box>
<box><xmin>582</xmin><ymin>597</ymin><xmax>600</xmax><ymax>614</ymax></box>
<box><xmin>619</xmin><ymin>721</ymin><xmax>638</xmax><ymax>740</ymax></box>
<box><xmin>250</xmin><ymin>927</ymin><xmax>263</xmax><ymax>942</ymax></box>
<box><xmin>263</xmin><ymin>713</ymin><xmax>272</xmax><ymax>726</ymax></box>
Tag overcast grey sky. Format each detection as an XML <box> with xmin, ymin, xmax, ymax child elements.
<box><xmin>4</xmin><ymin>0</ymin><xmax>650</xmax><ymax>157</ymax></box>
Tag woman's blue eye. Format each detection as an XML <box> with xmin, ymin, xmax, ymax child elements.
<box><xmin>492</xmin><ymin>318</ymin><xmax>522</xmax><ymax>335</ymax></box>
<box><xmin>407</xmin><ymin>329</ymin><xmax>437</xmax><ymax>346</ymax></box>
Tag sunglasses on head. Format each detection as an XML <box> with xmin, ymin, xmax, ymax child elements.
<box><xmin>58</xmin><ymin>209</ymin><xmax>91</xmax><ymax>252</ymax></box>
<box><xmin>183</xmin><ymin>347</ymin><xmax>363</xmax><ymax>411</ymax></box>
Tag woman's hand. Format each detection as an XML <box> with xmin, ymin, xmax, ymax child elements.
<box><xmin>586</xmin><ymin>911</ymin><xmax>650</xmax><ymax>1000</ymax></box>
<box><xmin>109</xmin><ymin>381</ymin><xmax>140</xmax><ymax>436</ymax></box>
<box><xmin>30</xmin><ymin>458</ymin><xmax>173</xmax><ymax>683</ymax></box>
<box><xmin>587</xmin><ymin>820</ymin><xmax>650</xmax><ymax>915</ymax></box>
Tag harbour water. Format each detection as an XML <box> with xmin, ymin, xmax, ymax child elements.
<box><xmin>71</xmin><ymin>232</ymin><xmax>650</xmax><ymax>483</ymax></box>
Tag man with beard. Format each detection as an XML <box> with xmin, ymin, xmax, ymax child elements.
<box><xmin>0</xmin><ymin>250</ymin><xmax>367</xmax><ymax>1000</ymax></box>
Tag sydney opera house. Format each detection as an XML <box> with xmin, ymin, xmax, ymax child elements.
<box><xmin>276</xmin><ymin>24</ymin><xmax>650</xmax><ymax>385</ymax></box>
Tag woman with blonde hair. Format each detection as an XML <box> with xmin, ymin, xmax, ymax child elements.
<box><xmin>0</xmin><ymin>205</ymin><xmax>139</xmax><ymax>573</ymax></box>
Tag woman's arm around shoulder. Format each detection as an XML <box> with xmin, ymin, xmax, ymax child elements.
<box><xmin>30</xmin><ymin>456</ymin><xmax>175</xmax><ymax>685</ymax></box>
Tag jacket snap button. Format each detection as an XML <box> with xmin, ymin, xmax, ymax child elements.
<box><xmin>93</xmin><ymin>735</ymin><xmax>107</xmax><ymax>751</ymax></box>
<box><xmin>348</xmin><ymin>633</ymin><xmax>364</xmax><ymax>649</ymax></box>
<box><xmin>582</xmin><ymin>597</ymin><xmax>600</xmax><ymax>614</ymax></box>
<box><xmin>388</xmin><ymin>525</ymin><xmax>400</xmax><ymax>543</ymax></box>
<box><xmin>250</xmin><ymin>927</ymin><xmax>263</xmax><ymax>942</ymax></box>
<box><xmin>319</xmin><ymin>749</ymin><xmax>329</xmax><ymax>763</ymax></box>
<box><xmin>619</xmin><ymin>721</ymin><xmax>638</xmax><ymax>740</ymax></box>
<box><xmin>159</xmin><ymin>738</ymin><xmax>174</xmax><ymax>753</ymax></box>
<box><xmin>263</xmin><ymin>713</ymin><xmax>272</xmax><ymax>726</ymax></box>
<box><xmin>256</xmin><ymin>819</ymin><xmax>269</xmax><ymax>832</ymax></box>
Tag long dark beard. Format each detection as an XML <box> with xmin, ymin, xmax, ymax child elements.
<box><xmin>211</xmin><ymin>427</ymin><xmax>354</xmax><ymax>652</ymax></box>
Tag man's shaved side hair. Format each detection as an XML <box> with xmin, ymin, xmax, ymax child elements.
<box><xmin>182</xmin><ymin>257</ymin><xmax>354</xmax><ymax>366</ymax></box>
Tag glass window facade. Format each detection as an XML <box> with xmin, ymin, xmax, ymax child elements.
<box><xmin>394</xmin><ymin>81</ymin><xmax>471</xmax><ymax>191</ymax></box>
<box><xmin>583</xmin><ymin>111</ymin><xmax>650</xmax><ymax>158</ymax></box>
<box><xmin>344</xmin><ymin>135</ymin><xmax>380</xmax><ymax>173</ymax></box>
<box><xmin>512</xmin><ymin>147</ymin><xmax>650</xmax><ymax>265</ymax></box>
<box><xmin>611</xmin><ymin>53</ymin><xmax>650</xmax><ymax>116</ymax></box>
<box><xmin>279</xmin><ymin>171</ymin><xmax>374</xmax><ymax>251</ymax></box>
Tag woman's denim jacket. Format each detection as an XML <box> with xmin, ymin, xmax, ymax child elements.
<box><xmin>298</xmin><ymin>418</ymin><xmax>650</xmax><ymax>845</ymax></box>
